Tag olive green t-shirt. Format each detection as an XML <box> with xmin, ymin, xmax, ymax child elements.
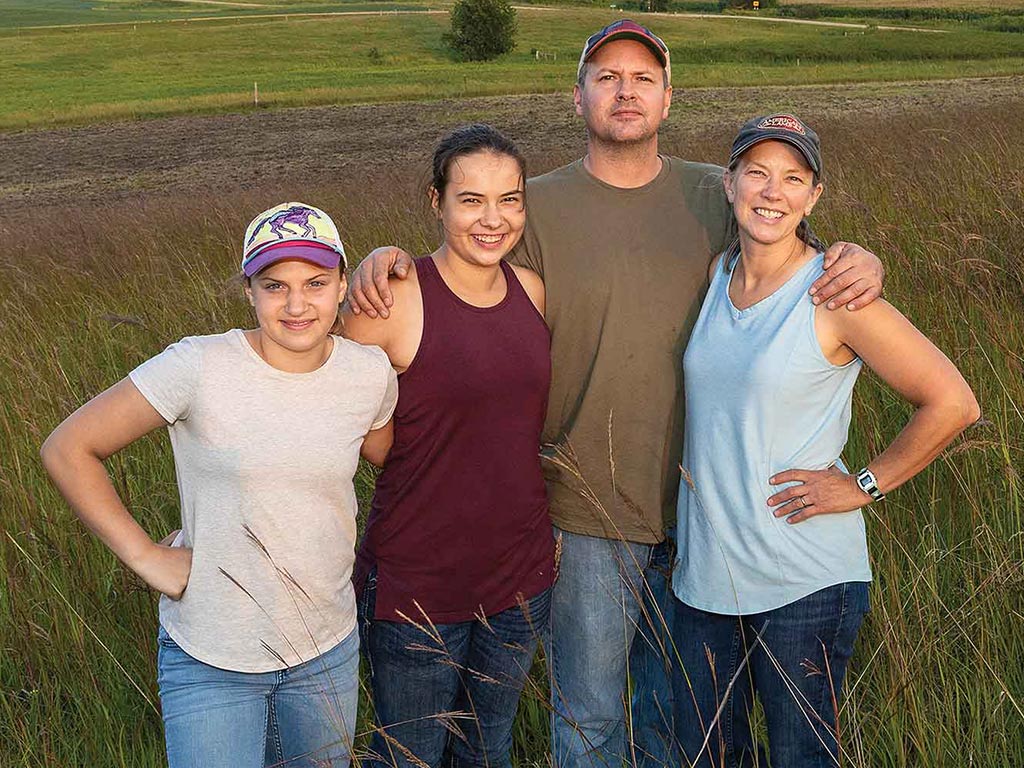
<box><xmin>510</xmin><ymin>157</ymin><xmax>734</xmax><ymax>544</ymax></box>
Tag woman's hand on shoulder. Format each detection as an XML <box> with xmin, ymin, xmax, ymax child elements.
<box><xmin>340</xmin><ymin>264</ymin><xmax>419</xmax><ymax>348</ymax></box>
<box><xmin>347</xmin><ymin>246</ymin><xmax>416</xmax><ymax>318</ymax></box>
<box><xmin>510</xmin><ymin>264</ymin><xmax>545</xmax><ymax>316</ymax></box>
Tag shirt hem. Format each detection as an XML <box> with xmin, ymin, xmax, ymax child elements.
<box><xmin>673</xmin><ymin>573</ymin><xmax>873</xmax><ymax>616</ymax></box>
<box><xmin>159</xmin><ymin>615</ymin><xmax>357</xmax><ymax>673</ymax></box>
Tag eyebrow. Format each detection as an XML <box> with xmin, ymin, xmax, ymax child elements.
<box><xmin>456</xmin><ymin>190</ymin><xmax>523</xmax><ymax>197</ymax></box>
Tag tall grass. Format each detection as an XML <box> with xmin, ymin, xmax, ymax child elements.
<box><xmin>1</xmin><ymin>100</ymin><xmax>1022</xmax><ymax>766</ymax></box>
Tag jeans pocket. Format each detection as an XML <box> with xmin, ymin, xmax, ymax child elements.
<box><xmin>157</xmin><ymin>625</ymin><xmax>179</xmax><ymax>649</ymax></box>
<box><xmin>358</xmin><ymin>569</ymin><xmax>377</xmax><ymax>677</ymax></box>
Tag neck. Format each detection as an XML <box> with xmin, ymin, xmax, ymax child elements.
<box><xmin>432</xmin><ymin>246</ymin><xmax>505</xmax><ymax>297</ymax></box>
<box><xmin>735</xmin><ymin>233</ymin><xmax>812</xmax><ymax>285</ymax></box>
<box><xmin>583</xmin><ymin>136</ymin><xmax>662</xmax><ymax>188</ymax></box>
<box><xmin>248</xmin><ymin>329</ymin><xmax>332</xmax><ymax>374</ymax></box>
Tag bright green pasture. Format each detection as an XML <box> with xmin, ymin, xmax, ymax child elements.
<box><xmin>2</xmin><ymin>8</ymin><xmax>1024</xmax><ymax>129</ymax></box>
<box><xmin>0</xmin><ymin>0</ymin><xmax>433</xmax><ymax>29</ymax></box>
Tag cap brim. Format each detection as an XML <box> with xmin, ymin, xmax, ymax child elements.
<box><xmin>243</xmin><ymin>243</ymin><xmax>342</xmax><ymax>277</ymax></box>
<box><xmin>585</xmin><ymin>31</ymin><xmax>668</xmax><ymax>68</ymax></box>
<box><xmin>730</xmin><ymin>134</ymin><xmax>821</xmax><ymax>175</ymax></box>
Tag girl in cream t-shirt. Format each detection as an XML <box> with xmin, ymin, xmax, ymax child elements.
<box><xmin>42</xmin><ymin>202</ymin><xmax>397</xmax><ymax>768</ymax></box>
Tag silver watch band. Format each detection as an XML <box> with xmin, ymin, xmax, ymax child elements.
<box><xmin>856</xmin><ymin>467</ymin><xmax>885</xmax><ymax>502</ymax></box>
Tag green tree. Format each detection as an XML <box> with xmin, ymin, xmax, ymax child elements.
<box><xmin>443</xmin><ymin>0</ymin><xmax>518</xmax><ymax>62</ymax></box>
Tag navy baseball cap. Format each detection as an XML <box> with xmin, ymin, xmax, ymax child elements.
<box><xmin>729</xmin><ymin>114</ymin><xmax>822</xmax><ymax>175</ymax></box>
<box><xmin>578</xmin><ymin>19</ymin><xmax>671</xmax><ymax>82</ymax></box>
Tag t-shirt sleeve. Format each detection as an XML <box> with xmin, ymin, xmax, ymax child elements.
<box><xmin>506</xmin><ymin>218</ymin><xmax>543</xmax><ymax>278</ymax></box>
<box><xmin>128</xmin><ymin>337</ymin><xmax>202</xmax><ymax>424</ymax></box>
<box><xmin>371</xmin><ymin>358</ymin><xmax>399</xmax><ymax>430</ymax></box>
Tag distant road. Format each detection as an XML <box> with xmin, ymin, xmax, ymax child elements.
<box><xmin>13</xmin><ymin>6</ymin><xmax>948</xmax><ymax>33</ymax></box>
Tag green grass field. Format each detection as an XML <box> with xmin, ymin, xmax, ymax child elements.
<box><xmin>2</xmin><ymin>97</ymin><xmax>1023</xmax><ymax>766</ymax></box>
<box><xmin>1</xmin><ymin>5</ymin><xmax>1024</xmax><ymax>130</ymax></box>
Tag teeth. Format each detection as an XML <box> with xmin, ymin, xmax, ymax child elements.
<box><xmin>474</xmin><ymin>234</ymin><xmax>503</xmax><ymax>243</ymax></box>
<box><xmin>755</xmin><ymin>208</ymin><xmax>784</xmax><ymax>220</ymax></box>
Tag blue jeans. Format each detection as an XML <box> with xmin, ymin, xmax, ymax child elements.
<box><xmin>358</xmin><ymin>570</ymin><xmax>551</xmax><ymax>768</ymax></box>
<box><xmin>671</xmin><ymin>582</ymin><xmax>870</xmax><ymax>768</ymax></box>
<box><xmin>157</xmin><ymin>624</ymin><xmax>359</xmax><ymax>768</ymax></box>
<box><xmin>549</xmin><ymin>527</ymin><xmax>677</xmax><ymax>768</ymax></box>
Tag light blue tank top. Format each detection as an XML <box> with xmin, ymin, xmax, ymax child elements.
<box><xmin>673</xmin><ymin>250</ymin><xmax>872</xmax><ymax>615</ymax></box>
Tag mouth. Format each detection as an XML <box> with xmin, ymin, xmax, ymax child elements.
<box><xmin>471</xmin><ymin>233</ymin><xmax>507</xmax><ymax>247</ymax></box>
<box><xmin>280</xmin><ymin>319</ymin><xmax>316</xmax><ymax>331</ymax></box>
<box><xmin>753</xmin><ymin>207</ymin><xmax>785</xmax><ymax>221</ymax></box>
<box><xmin>612</xmin><ymin>109</ymin><xmax>644</xmax><ymax>119</ymax></box>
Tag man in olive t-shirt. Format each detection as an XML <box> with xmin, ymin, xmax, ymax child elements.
<box><xmin>348</xmin><ymin>19</ymin><xmax>883</xmax><ymax>768</ymax></box>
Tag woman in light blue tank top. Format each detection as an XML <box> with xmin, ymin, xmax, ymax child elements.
<box><xmin>670</xmin><ymin>115</ymin><xmax>979</xmax><ymax>767</ymax></box>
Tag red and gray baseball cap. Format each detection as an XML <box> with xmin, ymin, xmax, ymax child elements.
<box><xmin>729</xmin><ymin>114</ymin><xmax>822</xmax><ymax>175</ymax></box>
<box><xmin>577</xmin><ymin>19</ymin><xmax>671</xmax><ymax>82</ymax></box>
<box><xmin>241</xmin><ymin>202</ymin><xmax>347</xmax><ymax>277</ymax></box>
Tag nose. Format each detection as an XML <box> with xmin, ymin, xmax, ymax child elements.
<box><xmin>616</xmin><ymin>80</ymin><xmax>637</xmax><ymax>100</ymax></box>
<box><xmin>479</xmin><ymin>202</ymin><xmax>502</xmax><ymax>228</ymax></box>
<box><xmin>761</xmin><ymin>175</ymin><xmax>783</xmax><ymax>200</ymax></box>
<box><xmin>285</xmin><ymin>289</ymin><xmax>307</xmax><ymax>315</ymax></box>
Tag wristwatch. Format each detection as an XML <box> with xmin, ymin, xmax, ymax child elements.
<box><xmin>855</xmin><ymin>467</ymin><xmax>885</xmax><ymax>502</ymax></box>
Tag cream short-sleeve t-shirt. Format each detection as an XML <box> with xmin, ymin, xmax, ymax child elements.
<box><xmin>130</xmin><ymin>329</ymin><xmax>397</xmax><ymax>672</ymax></box>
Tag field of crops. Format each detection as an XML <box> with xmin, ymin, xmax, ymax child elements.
<box><xmin>2</xmin><ymin>4</ymin><xmax>1024</xmax><ymax>130</ymax></box>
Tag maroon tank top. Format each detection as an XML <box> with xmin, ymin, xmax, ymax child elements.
<box><xmin>355</xmin><ymin>257</ymin><xmax>555</xmax><ymax>623</ymax></box>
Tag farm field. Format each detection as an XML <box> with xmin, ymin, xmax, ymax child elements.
<box><xmin>777</xmin><ymin>0</ymin><xmax>1024</xmax><ymax>8</ymax></box>
<box><xmin>0</xmin><ymin>0</ymin><xmax>438</xmax><ymax>28</ymax></box>
<box><xmin>2</xmin><ymin>0</ymin><xmax>1024</xmax><ymax>765</ymax></box>
<box><xmin>2</xmin><ymin>77</ymin><xmax>1023</xmax><ymax>766</ymax></box>
<box><xmin>2</xmin><ymin>6</ymin><xmax>1024</xmax><ymax>130</ymax></box>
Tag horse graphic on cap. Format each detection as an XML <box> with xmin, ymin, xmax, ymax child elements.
<box><xmin>246</xmin><ymin>204</ymin><xmax>322</xmax><ymax>246</ymax></box>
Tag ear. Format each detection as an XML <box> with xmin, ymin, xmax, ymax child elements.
<box><xmin>573</xmin><ymin>83</ymin><xmax>583</xmax><ymax>117</ymax></box>
<box><xmin>337</xmin><ymin>273</ymin><xmax>348</xmax><ymax>305</ymax></box>
<box><xmin>430</xmin><ymin>187</ymin><xmax>441</xmax><ymax>218</ymax></box>
<box><xmin>661</xmin><ymin>85</ymin><xmax>672</xmax><ymax>120</ymax></box>
<box><xmin>723</xmin><ymin>169</ymin><xmax>736</xmax><ymax>204</ymax></box>
<box><xmin>244</xmin><ymin>280</ymin><xmax>255</xmax><ymax>307</ymax></box>
<box><xmin>805</xmin><ymin>182</ymin><xmax>824</xmax><ymax>216</ymax></box>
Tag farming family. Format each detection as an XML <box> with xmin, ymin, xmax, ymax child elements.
<box><xmin>41</xmin><ymin>19</ymin><xmax>979</xmax><ymax>768</ymax></box>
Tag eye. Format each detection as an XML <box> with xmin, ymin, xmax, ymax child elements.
<box><xmin>747</xmin><ymin>169</ymin><xmax>766</xmax><ymax>177</ymax></box>
<box><xmin>501</xmin><ymin>195</ymin><xmax>522</xmax><ymax>204</ymax></box>
<box><xmin>462</xmin><ymin>196</ymin><xmax>481</xmax><ymax>205</ymax></box>
<box><xmin>309</xmin><ymin>280</ymin><xmax>327</xmax><ymax>288</ymax></box>
<box><xmin>263</xmin><ymin>282</ymin><xmax>283</xmax><ymax>291</ymax></box>
<box><xmin>787</xmin><ymin>175</ymin><xmax>806</xmax><ymax>184</ymax></box>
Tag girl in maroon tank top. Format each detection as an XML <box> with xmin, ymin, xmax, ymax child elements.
<box><xmin>342</xmin><ymin>125</ymin><xmax>555</xmax><ymax>768</ymax></box>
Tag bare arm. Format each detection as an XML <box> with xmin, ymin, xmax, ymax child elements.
<box><xmin>347</xmin><ymin>246</ymin><xmax>416</xmax><ymax>318</ymax></box>
<box><xmin>810</xmin><ymin>242</ymin><xmax>885</xmax><ymax>312</ymax></box>
<box><xmin>40</xmin><ymin>378</ymin><xmax>193</xmax><ymax>598</ymax></box>
<box><xmin>360</xmin><ymin>421</ymin><xmax>394</xmax><ymax>467</ymax></box>
<box><xmin>768</xmin><ymin>300</ymin><xmax>979</xmax><ymax>523</ymax></box>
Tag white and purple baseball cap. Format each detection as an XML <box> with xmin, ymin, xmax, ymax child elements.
<box><xmin>241</xmin><ymin>202</ymin><xmax>347</xmax><ymax>277</ymax></box>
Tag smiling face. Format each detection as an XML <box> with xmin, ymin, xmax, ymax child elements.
<box><xmin>432</xmin><ymin>149</ymin><xmax>526</xmax><ymax>267</ymax></box>
<box><xmin>724</xmin><ymin>140</ymin><xmax>824</xmax><ymax>249</ymax></box>
<box><xmin>244</xmin><ymin>258</ymin><xmax>345</xmax><ymax>369</ymax></box>
<box><xmin>573</xmin><ymin>39</ymin><xmax>672</xmax><ymax>148</ymax></box>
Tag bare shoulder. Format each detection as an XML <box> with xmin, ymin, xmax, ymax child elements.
<box><xmin>510</xmin><ymin>263</ymin><xmax>545</xmax><ymax>315</ymax></box>
<box><xmin>708</xmin><ymin>252</ymin><xmax>724</xmax><ymax>282</ymax></box>
<box><xmin>341</xmin><ymin>265</ymin><xmax>420</xmax><ymax>347</ymax></box>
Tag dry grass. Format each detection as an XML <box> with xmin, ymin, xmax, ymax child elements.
<box><xmin>1</xmin><ymin>98</ymin><xmax>1022</xmax><ymax>766</ymax></box>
